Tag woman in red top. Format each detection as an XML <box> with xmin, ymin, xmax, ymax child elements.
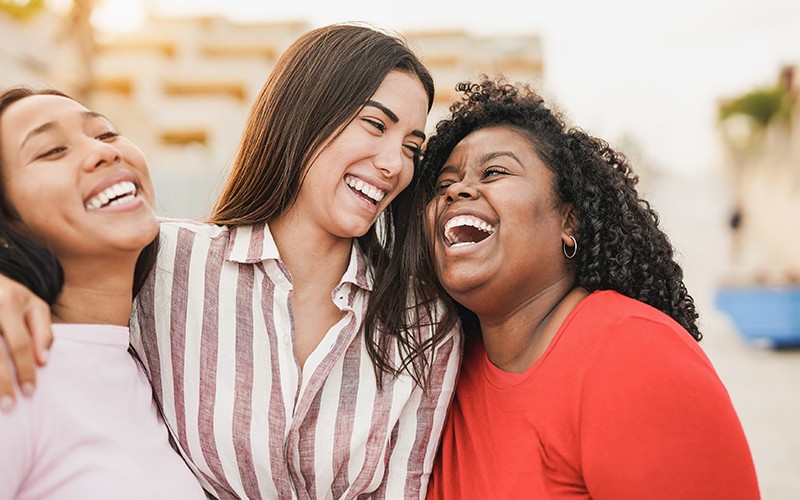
<box><xmin>420</xmin><ymin>77</ymin><xmax>760</xmax><ymax>499</ymax></box>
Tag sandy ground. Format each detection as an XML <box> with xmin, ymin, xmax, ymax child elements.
<box><xmin>642</xmin><ymin>170</ymin><xmax>800</xmax><ymax>500</ymax></box>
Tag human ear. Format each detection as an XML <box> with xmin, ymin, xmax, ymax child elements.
<box><xmin>560</xmin><ymin>204</ymin><xmax>578</xmax><ymax>244</ymax></box>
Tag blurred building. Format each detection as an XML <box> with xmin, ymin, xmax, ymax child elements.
<box><xmin>717</xmin><ymin>65</ymin><xmax>800</xmax><ymax>282</ymax></box>
<box><xmin>1</xmin><ymin>8</ymin><xmax>544</xmax><ymax>218</ymax></box>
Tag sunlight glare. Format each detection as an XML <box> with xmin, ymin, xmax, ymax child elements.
<box><xmin>91</xmin><ymin>0</ymin><xmax>144</xmax><ymax>33</ymax></box>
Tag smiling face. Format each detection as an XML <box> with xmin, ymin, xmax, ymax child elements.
<box><xmin>427</xmin><ymin>125</ymin><xmax>575</xmax><ymax>317</ymax></box>
<box><xmin>283</xmin><ymin>69</ymin><xmax>428</xmax><ymax>241</ymax></box>
<box><xmin>0</xmin><ymin>94</ymin><xmax>158</xmax><ymax>267</ymax></box>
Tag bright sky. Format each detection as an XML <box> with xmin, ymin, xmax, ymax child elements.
<box><xmin>93</xmin><ymin>0</ymin><xmax>800</xmax><ymax>175</ymax></box>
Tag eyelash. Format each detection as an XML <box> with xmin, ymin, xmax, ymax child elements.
<box><xmin>36</xmin><ymin>146</ymin><xmax>66</xmax><ymax>160</ymax></box>
<box><xmin>404</xmin><ymin>144</ymin><xmax>421</xmax><ymax>158</ymax></box>
<box><xmin>482</xmin><ymin>166</ymin><xmax>508</xmax><ymax>178</ymax></box>
<box><xmin>97</xmin><ymin>131</ymin><xmax>120</xmax><ymax>141</ymax></box>
<box><xmin>364</xmin><ymin>118</ymin><xmax>385</xmax><ymax>133</ymax></box>
<box><xmin>363</xmin><ymin>118</ymin><xmax>421</xmax><ymax>158</ymax></box>
<box><xmin>434</xmin><ymin>166</ymin><xmax>509</xmax><ymax>193</ymax></box>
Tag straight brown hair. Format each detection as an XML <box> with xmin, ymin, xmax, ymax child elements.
<box><xmin>210</xmin><ymin>24</ymin><xmax>455</xmax><ymax>387</ymax></box>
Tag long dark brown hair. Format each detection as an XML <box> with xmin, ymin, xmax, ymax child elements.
<box><xmin>0</xmin><ymin>86</ymin><xmax>158</xmax><ymax>302</ymax></box>
<box><xmin>210</xmin><ymin>24</ymin><xmax>452</xmax><ymax>387</ymax></box>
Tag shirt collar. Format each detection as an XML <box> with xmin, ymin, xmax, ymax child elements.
<box><xmin>225</xmin><ymin>223</ymin><xmax>281</xmax><ymax>263</ymax></box>
<box><xmin>225</xmin><ymin>223</ymin><xmax>373</xmax><ymax>291</ymax></box>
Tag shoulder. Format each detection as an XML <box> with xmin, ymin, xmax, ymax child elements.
<box><xmin>567</xmin><ymin>290</ymin><xmax>697</xmax><ymax>349</ymax></box>
<box><xmin>156</xmin><ymin>217</ymin><xmax>231</xmax><ymax>241</ymax></box>
<box><xmin>154</xmin><ymin>218</ymin><xmax>240</xmax><ymax>265</ymax></box>
<box><xmin>564</xmin><ymin>291</ymin><xmax>722</xmax><ymax>396</ymax></box>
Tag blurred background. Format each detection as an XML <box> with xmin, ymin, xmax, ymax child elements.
<box><xmin>1</xmin><ymin>0</ymin><xmax>798</xmax><ymax>497</ymax></box>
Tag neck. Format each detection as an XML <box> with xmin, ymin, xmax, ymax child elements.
<box><xmin>51</xmin><ymin>256</ymin><xmax>137</xmax><ymax>326</ymax></box>
<box><xmin>269</xmin><ymin>214</ymin><xmax>353</xmax><ymax>289</ymax></box>
<box><xmin>479</xmin><ymin>280</ymin><xmax>588</xmax><ymax>373</ymax></box>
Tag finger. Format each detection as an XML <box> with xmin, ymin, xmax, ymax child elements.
<box><xmin>0</xmin><ymin>343</ymin><xmax>16</xmax><ymax>411</ymax></box>
<box><xmin>3</xmin><ymin>317</ymin><xmax>36</xmax><ymax>398</ymax></box>
<box><xmin>26</xmin><ymin>300</ymin><xmax>53</xmax><ymax>366</ymax></box>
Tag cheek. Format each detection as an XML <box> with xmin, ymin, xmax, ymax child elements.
<box><xmin>4</xmin><ymin>175</ymin><xmax>42</xmax><ymax>220</ymax></box>
<box><xmin>138</xmin><ymin>171</ymin><xmax>156</xmax><ymax>206</ymax></box>
<box><xmin>398</xmin><ymin>161</ymin><xmax>415</xmax><ymax>191</ymax></box>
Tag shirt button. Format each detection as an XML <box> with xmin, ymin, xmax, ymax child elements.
<box><xmin>282</xmin><ymin>335</ymin><xmax>291</xmax><ymax>345</ymax></box>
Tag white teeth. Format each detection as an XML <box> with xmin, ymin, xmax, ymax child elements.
<box><xmin>443</xmin><ymin>215</ymin><xmax>495</xmax><ymax>245</ymax></box>
<box><xmin>85</xmin><ymin>181</ymin><xmax>137</xmax><ymax>211</ymax></box>
<box><xmin>345</xmin><ymin>176</ymin><xmax>386</xmax><ymax>203</ymax></box>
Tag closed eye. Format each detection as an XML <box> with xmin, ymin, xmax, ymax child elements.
<box><xmin>363</xmin><ymin>118</ymin><xmax>386</xmax><ymax>133</ymax></box>
<box><xmin>36</xmin><ymin>146</ymin><xmax>66</xmax><ymax>160</ymax></box>
<box><xmin>435</xmin><ymin>178</ymin><xmax>455</xmax><ymax>194</ymax></box>
<box><xmin>97</xmin><ymin>131</ymin><xmax>120</xmax><ymax>141</ymax></box>
<box><xmin>404</xmin><ymin>143</ymin><xmax>421</xmax><ymax>159</ymax></box>
<box><xmin>482</xmin><ymin>166</ymin><xmax>509</xmax><ymax>179</ymax></box>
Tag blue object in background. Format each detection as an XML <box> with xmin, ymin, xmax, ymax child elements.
<box><xmin>715</xmin><ymin>286</ymin><xmax>800</xmax><ymax>348</ymax></box>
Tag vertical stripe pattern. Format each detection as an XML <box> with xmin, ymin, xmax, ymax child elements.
<box><xmin>129</xmin><ymin>219</ymin><xmax>463</xmax><ymax>499</ymax></box>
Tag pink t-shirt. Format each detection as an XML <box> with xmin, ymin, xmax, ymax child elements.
<box><xmin>0</xmin><ymin>323</ymin><xmax>206</xmax><ymax>500</ymax></box>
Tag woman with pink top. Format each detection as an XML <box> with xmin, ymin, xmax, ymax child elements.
<box><xmin>0</xmin><ymin>87</ymin><xmax>205</xmax><ymax>498</ymax></box>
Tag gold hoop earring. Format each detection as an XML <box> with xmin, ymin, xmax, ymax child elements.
<box><xmin>563</xmin><ymin>235</ymin><xmax>577</xmax><ymax>259</ymax></box>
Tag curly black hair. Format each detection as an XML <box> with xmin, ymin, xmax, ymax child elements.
<box><xmin>418</xmin><ymin>76</ymin><xmax>701</xmax><ymax>340</ymax></box>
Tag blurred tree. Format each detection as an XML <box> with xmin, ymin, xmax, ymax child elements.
<box><xmin>69</xmin><ymin>0</ymin><xmax>97</xmax><ymax>102</ymax></box>
<box><xmin>0</xmin><ymin>0</ymin><xmax>46</xmax><ymax>20</ymax></box>
<box><xmin>0</xmin><ymin>0</ymin><xmax>96</xmax><ymax>101</ymax></box>
<box><xmin>717</xmin><ymin>66</ymin><xmax>799</xmax><ymax>280</ymax></box>
<box><xmin>719</xmin><ymin>67</ymin><xmax>796</xmax><ymax>153</ymax></box>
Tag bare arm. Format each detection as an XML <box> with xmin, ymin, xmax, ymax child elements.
<box><xmin>0</xmin><ymin>274</ymin><xmax>52</xmax><ymax>411</ymax></box>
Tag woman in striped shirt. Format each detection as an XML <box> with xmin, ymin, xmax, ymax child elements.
<box><xmin>0</xmin><ymin>24</ymin><xmax>462</xmax><ymax>499</ymax></box>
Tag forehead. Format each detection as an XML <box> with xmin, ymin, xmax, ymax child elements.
<box><xmin>1</xmin><ymin>95</ymin><xmax>89</xmax><ymax>146</ymax></box>
<box><xmin>2</xmin><ymin>94</ymin><xmax>86</xmax><ymax>131</ymax></box>
<box><xmin>369</xmin><ymin>71</ymin><xmax>427</xmax><ymax>118</ymax></box>
<box><xmin>446</xmin><ymin>126</ymin><xmax>539</xmax><ymax>164</ymax></box>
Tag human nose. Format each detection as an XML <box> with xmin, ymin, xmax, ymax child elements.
<box><xmin>444</xmin><ymin>179</ymin><xmax>478</xmax><ymax>203</ymax></box>
<box><xmin>374</xmin><ymin>143</ymin><xmax>405</xmax><ymax>178</ymax></box>
<box><xmin>82</xmin><ymin>140</ymin><xmax>121</xmax><ymax>172</ymax></box>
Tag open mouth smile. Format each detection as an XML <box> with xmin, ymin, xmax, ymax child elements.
<box><xmin>85</xmin><ymin>181</ymin><xmax>138</xmax><ymax>211</ymax></box>
<box><xmin>444</xmin><ymin>215</ymin><xmax>495</xmax><ymax>247</ymax></box>
<box><xmin>345</xmin><ymin>174</ymin><xmax>386</xmax><ymax>205</ymax></box>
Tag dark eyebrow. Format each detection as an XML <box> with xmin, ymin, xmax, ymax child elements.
<box><xmin>365</xmin><ymin>99</ymin><xmax>426</xmax><ymax>141</ymax></box>
<box><xmin>479</xmin><ymin>151</ymin><xmax>524</xmax><ymax>166</ymax></box>
<box><xmin>20</xmin><ymin>111</ymin><xmax>109</xmax><ymax>149</ymax></box>
<box><xmin>437</xmin><ymin>165</ymin><xmax>461</xmax><ymax>177</ymax></box>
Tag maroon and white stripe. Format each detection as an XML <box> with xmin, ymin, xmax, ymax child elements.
<box><xmin>130</xmin><ymin>219</ymin><xmax>462</xmax><ymax>499</ymax></box>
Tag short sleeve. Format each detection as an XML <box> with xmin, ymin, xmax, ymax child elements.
<box><xmin>578</xmin><ymin>316</ymin><xmax>760</xmax><ymax>500</ymax></box>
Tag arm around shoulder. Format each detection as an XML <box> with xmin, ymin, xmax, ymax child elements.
<box><xmin>0</xmin><ymin>274</ymin><xmax>53</xmax><ymax>408</ymax></box>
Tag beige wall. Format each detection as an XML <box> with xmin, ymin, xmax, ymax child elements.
<box><xmin>1</xmin><ymin>11</ymin><xmax>544</xmax><ymax>219</ymax></box>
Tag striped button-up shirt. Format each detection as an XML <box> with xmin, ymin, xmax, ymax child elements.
<box><xmin>130</xmin><ymin>219</ymin><xmax>462</xmax><ymax>499</ymax></box>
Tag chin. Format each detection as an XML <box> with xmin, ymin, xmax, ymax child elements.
<box><xmin>439</xmin><ymin>276</ymin><xmax>486</xmax><ymax>303</ymax></box>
